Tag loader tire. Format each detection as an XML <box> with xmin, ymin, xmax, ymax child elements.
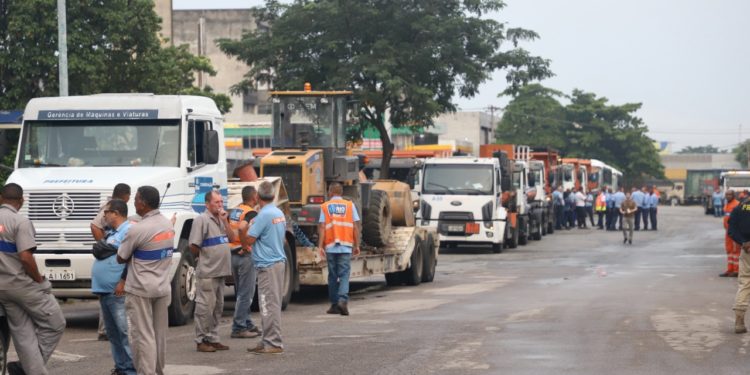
<box><xmin>421</xmin><ymin>233</ymin><xmax>437</xmax><ymax>282</ymax></box>
<box><xmin>404</xmin><ymin>238</ymin><xmax>424</xmax><ymax>286</ymax></box>
<box><xmin>363</xmin><ymin>190</ymin><xmax>392</xmax><ymax>247</ymax></box>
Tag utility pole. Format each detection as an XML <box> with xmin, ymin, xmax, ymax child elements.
<box><xmin>488</xmin><ymin>105</ymin><xmax>500</xmax><ymax>143</ymax></box>
<box><xmin>57</xmin><ymin>0</ymin><xmax>68</xmax><ymax>96</ymax></box>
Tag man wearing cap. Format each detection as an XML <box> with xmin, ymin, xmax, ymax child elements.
<box><xmin>189</xmin><ymin>190</ymin><xmax>236</xmax><ymax>352</ymax></box>
<box><xmin>0</xmin><ymin>183</ymin><xmax>66</xmax><ymax>375</ymax></box>
<box><xmin>117</xmin><ymin>186</ymin><xmax>175</xmax><ymax>375</ymax></box>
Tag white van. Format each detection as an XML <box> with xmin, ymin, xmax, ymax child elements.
<box><xmin>7</xmin><ymin>94</ymin><xmax>226</xmax><ymax>325</ymax></box>
<box><xmin>418</xmin><ymin>157</ymin><xmax>507</xmax><ymax>252</ymax></box>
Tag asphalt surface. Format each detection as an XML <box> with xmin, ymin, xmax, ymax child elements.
<box><xmin>9</xmin><ymin>206</ymin><xmax>747</xmax><ymax>374</ymax></box>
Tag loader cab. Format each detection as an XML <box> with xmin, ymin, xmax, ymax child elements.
<box><xmin>271</xmin><ymin>91</ymin><xmax>353</xmax><ymax>151</ymax></box>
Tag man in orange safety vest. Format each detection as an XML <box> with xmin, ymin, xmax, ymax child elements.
<box><xmin>722</xmin><ymin>190</ymin><xmax>741</xmax><ymax>277</ymax></box>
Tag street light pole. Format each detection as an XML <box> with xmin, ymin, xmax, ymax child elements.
<box><xmin>57</xmin><ymin>0</ymin><xmax>68</xmax><ymax>96</ymax></box>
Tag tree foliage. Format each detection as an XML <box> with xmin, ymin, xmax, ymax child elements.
<box><xmin>733</xmin><ymin>141</ymin><xmax>750</xmax><ymax>168</ymax></box>
<box><xmin>676</xmin><ymin>145</ymin><xmax>725</xmax><ymax>154</ymax></box>
<box><xmin>218</xmin><ymin>0</ymin><xmax>551</xmax><ymax>175</ymax></box>
<box><xmin>496</xmin><ymin>84</ymin><xmax>663</xmax><ymax>180</ymax></box>
<box><xmin>0</xmin><ymin>0</ymin><xmax>230</xmax><ymax>111</ymax></box>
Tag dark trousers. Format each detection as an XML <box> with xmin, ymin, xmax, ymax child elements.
<box><xmin>641</xmin><ymin>208</ymin><xmax>650</xmax><ymax>230</ymax></box>
<box><xmin>575</xmin><ymin>207</ymin><xmax>587</xmax><ymax>228</ymax></box>
<box><xmin>597</xmin><ymin>211</ymin><xmax>605</xmax><ymax>228</ymax></box>
<box><xmin>555</xmin><ymin>205</ymin><xmax>564</xmax><ymax>229</ymax></box>
<box><xmin>649</xmin><ymin>207</ymin><xmax>657</xmax><ymax>230</ymax></box>
<box><xmin>586</xmin><ymin>206</ymin><xmax>595</xmax><ymax>226</ymax></box>
<box><xmin>635</xmin><ymin>208</ymin><xmax>641</xmax><ymax>229</ymax></box>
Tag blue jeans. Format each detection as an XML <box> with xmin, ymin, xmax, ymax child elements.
<box><xmin>99</xmin><ymin>294</ymin><xmax>136</xmax><ymax>375</ymax></box>
<box><xmin>327</xmin><ymin>253</ymin><xmax>352</xmax><ymax>305</ymax></box>
<box><xmin>715</xmin><ymin>205</ymin><xmax>723</xmax><ymax>217</ymax></box>
<box><xmin>231</xmin><ymin>253</ymin><xmax>258</xmax><ymax>333</ymax></box>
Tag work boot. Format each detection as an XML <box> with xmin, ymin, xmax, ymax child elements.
<box><xmin>231</xmin><ymin>330</ymin><xmax>260</xmax><ymax>339</ymax></box>
<box><xmin>628</xmin><ymin>239</ymin><xmax>632</xmax><ymax>245</ymax></box>
<box><xmin>7</xmin><ymin>362</ymin><xmax>26</xmax><ymax>375</ymax></box>
<box><xmin>210</xmin><ymin>342</ymin><xmax>230</xmax><ymax>351</ymax></box>
<box><xmin>248</xmin><ymin>344</ymin><xmax>284</xmax><ymax>355</ymax></box>
<box><xmin>338</xmin><ymin>301</ymin><xmax>350</xmax><ymax>316</ymax></box>
<box><xmin>736</xmin><ymin>311</ymin><xmax>747</xmax><ymax>334</ymax></box>
<box><xmin>731</xmin><ymin>272</ymin><xmax>739</xmax><ymax>278</ymax></box>
<box><xmin>720</xmin><ymin>271</ymin><xmax>733</xmax><ymax>277</ymax></box>
<box><xmin>623</xmin><ymin>238</ymin><xmax>627</xmax><ymax>244</ymax></box>
<box><xmin>326</xmin><ymin>303</ymin><xmax>341</xmax><ymax>314</ymax></box>
<box><xmin>197</xmin><ymin>341</ymin><xmax>217</xmax><ymax>352</ymax></box>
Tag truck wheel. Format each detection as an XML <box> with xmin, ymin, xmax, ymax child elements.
<box><xmin>670</xmin><ymin>197</ymin><xmax>678</xmax><ymax>206</ymax></box>
<box><xmin>492</xmin><ymin>242</ymin><xmax>502</xmax><ymax>254</ymax></box>
<box><xmin>533</xmin><ymin>221</ymin><xmax>543</xmax><ymax>241</ymax></box>
<box><xmin>168</xmin><ymin>239</ymin><xmax>196</xmax><ymax>326</ymax></box>
<box><xmin>363</xmin><ymin>190</ymin><xmax>392</xmax><ymax>247</ymax></box>
<box><xmin>385</xmin><ymin>272</ymin><xmax>404</xmax><ymax>286</ymax></box>
<box><xmin>547</xmin><ymin>219</ymin><xmax>554</xmax><ymax>235</ymax></box>
<box><xmin>541</xmin><ymin>215</ymin><xmax>548</xmax><ymax>236</ymax></box>
<box><xmin>404</xmin><ymin>238</ymin><xmax>424</xmax><ymax>286</ymax></box>
<box><xmin>508</xmin><ymin>224</ymin><xmax>519</xmax><ymax>249</ymax></box>
<box><xmin>281</xmin><ymin>240</ymin><xmax>295</xmax><ymax>310</ymax></box>
<box><xmin>421</xmin><ymin>233</ymin><xmax>437</xmax><ymax>282</ymax></box>
<box><xmin>519</xmin><ymin>218</ymin><xmax>529</xmax><ymax>245</ymax></box>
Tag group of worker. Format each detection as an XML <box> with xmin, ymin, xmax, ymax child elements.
<box><xmin>0</xmin><ymin>180</ymin><xmax>360</xmax><ymax>375</ymax></box>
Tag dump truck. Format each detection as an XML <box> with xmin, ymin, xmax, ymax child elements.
<box><xmin>259</xmin><ymin>88</ymin><xmax>439</xmax><ymax>287</ymax></box>
<box><xmin>529</xmin><ymin>148</ymin><xmax>560</xmax><ymax>235</ymax></box>
<box><xmin>479</xmin><ymin>144</ymin><xmax>535</xmax><ymax>246</ymax></box>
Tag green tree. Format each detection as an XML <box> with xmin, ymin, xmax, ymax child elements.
<box><xmin>0</xmin><ymin>0</ymin><xmax>231</xmax><ymax>111</ymax></box>
<box><xmin>218</xmin><ymin>0</ymin><xmax>551</xmax><ymax>176</ymax></box>
<box><xmin>0</xmin><ymin>149</ymin><xmax>15</xmax><ymax>185</ymax></box>
<box><xmin>733</xmin><ymin>141</ymin><xmax>750</xmax><ymax>168</ymax></box>
<box><xmin>676</xmin><ymin>145</ymin><xmax>725</xmax><ymax>154</ymax></box>
<box><xmin>497</xmin><ymin>86</ymin><xmax>663</xmax><ymax>179</ymax></box>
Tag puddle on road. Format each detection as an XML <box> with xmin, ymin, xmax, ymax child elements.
<box><xmin>651</xmin><ymin>310</ymin><xmax>725</xmax><ymax>355</ymax></box>
<box><xmin>437</xmin><ymin>341</ymin><xmax>490</xmax><ymax>370</ymax></box>
<box><xmin>505</xmin><ymin>308</ymin><xmax>547</xmax><ymax>323</ymax></box>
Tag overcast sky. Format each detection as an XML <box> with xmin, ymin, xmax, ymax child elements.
<box><xmin>174</xmin><ymin>0</ymin><xmax>750</xmax><ymax>151</ymax></box>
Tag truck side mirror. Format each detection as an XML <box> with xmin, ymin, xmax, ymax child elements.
<box><xmin>204</xmin><ymin>129</ymin><xmax>220</xmax><ymax>165</ymax></box>
<box><xmin>528</xmin><ymin>173</ymin><xmax>536</xmax><ymax>187</ymax></box>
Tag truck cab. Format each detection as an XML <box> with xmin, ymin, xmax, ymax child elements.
<box><xmin>8</xmin><ymin>94</ymin><xmax>226</xmax><ymax>325</ymax></box>
<box><xmin>419</xmin><ymin>157</ymin><xmax>507</xmax><ymax>253</ymax></box>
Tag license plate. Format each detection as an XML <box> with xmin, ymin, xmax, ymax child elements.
<box><xmin>45</xmin><ymin>269</ymin><xmax>76</xmax><ymax>281</ymax></box>
<box><xmin>447</xmin><ymin>224</ymin><xmax>464</xmax><ymax>232</ymax></box>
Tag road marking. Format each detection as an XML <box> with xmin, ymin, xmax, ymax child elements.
<box><xmin>505</xmin><ymin>308</ymin><xmax>546</xmax><ymax>323</ymax></box>
<box><xmin>51</xmin><ymin>350</ymin><xmax>86</xmax><ymax>362</ymax></box>
<box><xmin>165</xmin><ymin>365</ymin><xmax>226</xmax><ymax>374</ymax></box>
<box><xmin>354</xmin><ymin>298</ymin><xmax>450</xmax><ymax>314</ymax></box>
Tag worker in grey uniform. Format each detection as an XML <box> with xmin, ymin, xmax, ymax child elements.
<box><xmin>91</xmin><ymin>183</ymin><xmax>131</xmax><ymax>341</ymax></box>
<box><xmin>116</xmin><ymin>186</ymin><xmax>175</xmax><ymax>375</ymax></box>
<box><xmin>189</xmin><ymin>190</ymin><xmax>236</xmax><ymax>352</ymax></box>
<box><xmin>0</xmin><ymin>183</ymin><xmax>66</xmax><ymax>375</ymax></box>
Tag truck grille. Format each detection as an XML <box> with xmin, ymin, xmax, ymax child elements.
<box><xmin>438</xmin><ymin>212</ymin><xmax>474</xmax><ymax>235</ymax></box>
<box><xmin>35</xmin><ymin>232</ymin><xmax>95</xmax><ymax>245</ymax></box>
<box><xmin>263</xmin><ymin>165</ymin><xmax>303</xmax><ymax>203</ymax></box>
<box><xmin>24</xmin><ymin>192</ymin><xmax>104</xmax><ymax>221</ymax></box>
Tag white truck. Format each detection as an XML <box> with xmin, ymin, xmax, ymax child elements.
<box><xmin>7</xmin><ymin>94</ymin><xmax>238</xmax><ymax>325</ymax></box>
<box><xmin>721</xmin><ymin>171</ymin><xmax>750</xmax><ymax>193</ymax></box>
<box><xmin>418</xmin><ymin>157</ymin><xmax>507</xmax><ymax>253</ymax></box>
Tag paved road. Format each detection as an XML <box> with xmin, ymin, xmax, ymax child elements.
<box><xmin>10</xmin><ymin>206</ymin><xmax>747</xmax><ymax>374</ymax></box>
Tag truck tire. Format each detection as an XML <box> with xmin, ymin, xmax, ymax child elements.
<box><xmin>547</xmin><ymin>218</ymin><xmax>555</xmax><ymax>235</ymax></box>
<box><xmin>541</xmin><ymin>214</ymin><xmax>548</xmax><ymax>236</ymax></box>
<box><xmin>508</xmin><ymin>224</ymin><xmax>519</xmax><ymax>249</ymax></box>
<box><xmin>670</xmin><ymin>197</ymin><xmax>679</xmax><ymax>206</ymax></box>
<box><xmin>385</xmin><ymin>272</ymin><xmax>404</xmax><ymax>286</ymax></box>
<box><xmin>281</xmin><ymin>241</ymin><xmax>294</xmax><ymax>310</ymax></box>
<box><xmin>519</xmin><ymin>217</ymin><xmax>529</xmax><ymax>245</ymax></box>
<box><xmin>532</xmin><ymin>220</ymin><xmax>542</xmax><ymax>241</ymax></box>
<box><xmin>492</xmin><ymin>242</ymin><xmax>502</xmax><ymax>254</ymax></box>
<box><xmin>404</xmin><ymin>238</ymin><xmax>424</xmax><ymax>286</ymax></box>
<box><xmin>421</xmin><ymin>233</ymin><xmax>437</xmax><ymax>282</ymax></box>
<box><xmin>168</xmin><ymin>239</ymin><xmax>196</xmax><ymax>326</ymax></box>
<box><xmin>363</xmin><ymin>190</ymin><xmax>392</xmax><ymax>247</ymax></box>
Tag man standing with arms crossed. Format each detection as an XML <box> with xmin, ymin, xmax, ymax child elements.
<box><xmin>0</xmin><ymin>183</ymin><xmax>66</xmax><ymax>375</ymax></box>
<box><xmin>91</xmin><ymin>183</ymin><xmax>131</xmax><ymax>341</ymax></box>
<box><xmin>117</xmin><ymin>186</ymin><xmax>174</xmax><ymax>375</ymax></box>
<box><xmin>244</xmin><ymin>181</ymin><xmax>287</xmax><ymax>355</ymax></box>
<box><xmin>228</xmin><ymin>186</ymin><xmax>262</xmax><ymax>339</ymax></box>
<box><xmin>189</xmin><ymin>190</ymin><xmax>236</xmax><ymax>352</ymax></box>
<box><xmin>318</xmin><ymin>183</ymin><xmax>361</xmax><ymax>316</ymax></box>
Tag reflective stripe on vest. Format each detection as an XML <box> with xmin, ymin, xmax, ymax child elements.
<box><xmin>0</xmin><ymin>240</ymin><xmax>17</xmax><ymax>253</ymax></box>
<box><xmin>322</xmin><ymin>199</ymin><xmax>355</xmax><ymax>249</ymax></box>
<box><xmin>133</xmin><ymin>247</ymin><xmax>174</xmax><ymax>261</ymax></box>
<box><xmin>202</xmin><ymin>236</ymin><xmax>229</xmax><ymax>247</ymax></box>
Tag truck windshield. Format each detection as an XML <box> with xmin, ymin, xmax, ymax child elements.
<box><xmin>726</xmin><ymin>177</ymin><xmax>750</xmax><ymax>189</ymax></box>
<box><xmin>423</xmin><ymin>164</ymin><xmax>493</xmax><ymax>195</ymax></box>
<box><xmin>18</xmin><ymin>120</ymin><xmax>180</xmax><ymax>168</ymax></box>
<box><xmin>272</xmin><ymin>96</ymin><xmax>346</xmax><ymax>149</ymax></box>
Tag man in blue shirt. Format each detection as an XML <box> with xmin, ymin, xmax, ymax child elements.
<box><xmin>631</xmin><ymin>187</ymin><xmax>644</xmax><ymax>230</ymax></box>
<box><xmin>647</xmin><ymin>189</ymin><xmax>659</xmax><ymax>230</ymax></box>
<box><xmin>553</xmin><ymin>187</ymin><xmax>564</xmax><ymax>230</ymax></box>
<box><xmin>713</xmin><ymin>188</ymin><xmax>725</xmax><ymax>218</ymax></box>
<box><xmin>91</xmin><ymin>199</ymin><xmax>135</xmax><ymax>375</ymax></box>
<box><xmin>318</xmin><ymin>182</ymin><xmax>361</xmax><ymax>316</ymax></box>
<box><xmin>244</xmin><ymin>181</ymin><xmax>287</xmax><ymax>355</ymax></box>
<box><xmin>605</xmin><ymin>188</ymin><xmax>616</xmax><ymax>230</ymax></box>
<box><xmin>612</xmin><ymin>188</ymin><xmax>626</xmax><ymax>230</ymax></box>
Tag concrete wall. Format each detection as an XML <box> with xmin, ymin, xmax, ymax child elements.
<box><xmin>429</xmin><ymin>111</ymin><xmax>495</xmax><ymax>155</ymax></box>
<box><xmin>154</xmin><ymin>0</ymin><xmax>173</xmax><ymax>44</ymax></box>
<box><xmin>661</xmin><ymin>153</ymin><xmax>741</xmax><ymax>170</ymax></box>
<box><xmin>172</xmin><ymin>9</ymin><xmax>271</xmax><ymax>125</ymax></box>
